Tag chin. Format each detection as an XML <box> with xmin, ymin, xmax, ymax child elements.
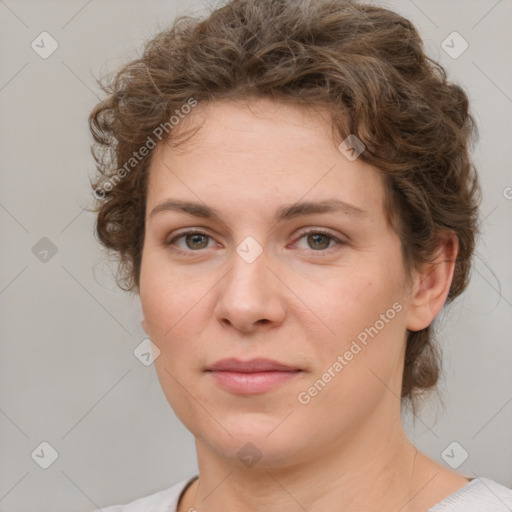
<box><xmin>194</xmin><ymin>414</ymin><xmax>303</xmax><ymax>465</ymax></box>
<box><xmin>217</xmin><ymin>435</ymin><xmax>304</xmax><ymax>470</ymax></box>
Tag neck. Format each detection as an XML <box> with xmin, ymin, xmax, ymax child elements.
<box><xmin>184</xmin><ymin>409</ymin><xmax>425</xmax><ymax>512</ymax></box>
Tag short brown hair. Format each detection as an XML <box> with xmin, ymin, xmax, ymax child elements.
<box><xmin>88</xmin><ymin>0</ymin><xmax>480</xmax><ymax>408</ymax></box>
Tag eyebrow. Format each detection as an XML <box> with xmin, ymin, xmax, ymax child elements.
<box><xmin>149</xmin><ymin>198</ymin><xmax>367</xmax><ymax>223</ymax></box>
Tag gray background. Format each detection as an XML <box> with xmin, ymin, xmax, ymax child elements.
<box><xmin>0</xmin><ymin>1</ymin><xmax>511</xmax><ymax>511</ymax></box>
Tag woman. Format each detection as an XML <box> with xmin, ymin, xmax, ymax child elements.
<box><xmin>88</xmin><ymin>0</ymin><xmax>512</xmax><ymax>510</ymax></box>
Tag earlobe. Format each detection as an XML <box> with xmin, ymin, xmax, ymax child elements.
<box><xmin>139</xmin><ymin>297</ymin><xmax>150</xmax><ymax>334</ymax></box>
<box><xmin>140</xmin><ymin>307</ymin><xmax>149</xmax><ymax>334</ymax></box>
<box><xmin>406</xmin><ymin>233</ymin><xmax>458</xmax><ymax>332</ymax></box>
<box><xmin>141</xmin><ymin>316</ymin><xmax>149</xmax><ymax>334</ymax></box>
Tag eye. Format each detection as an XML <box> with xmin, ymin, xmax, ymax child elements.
<box><xmin>293</xmin><ymin>229</ymin><xmax>345</xmax><ymax>253</ymax></box>
<box><xmin>166</xmin><ymin>231</ymin><xmax>216</xmax><ymax>252</ymax></box>
<box><xmin>165</xmin><ymin>228</ymin><xmax>345</xmax><ymax>255</ymax></box>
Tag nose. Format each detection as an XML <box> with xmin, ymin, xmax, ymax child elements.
<box><xmin>214</xmin><ymin>247</ymin><xmax>286</xmax><ymax>333</ymax></box>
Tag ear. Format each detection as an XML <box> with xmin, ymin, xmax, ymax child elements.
<box><xmin>406</xmin><ymin>232</ymin><xmax>458</xmax><ymax>332</ymax></box>
<box><xmin>139</xmin><ymin>300</ymin><xmax>150</xmax><ymax>334</ymax></box>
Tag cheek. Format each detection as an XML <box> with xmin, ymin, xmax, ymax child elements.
<box><xmin>320</xmin><ymin>271</ymin><xmax>404</xmax><ymax>343</ymax></box>
<box><xmin>139</xmin><ymin>254</ymin><xmax>214</xmax><ymax>369</ymax></box>
<box><xmin>140</xmin><ymin>248</ymin><xmax>193</xmax><ymax>337</ymax></box>
<box><xmin>297</xmin><ymin>290</ymin><xmax>406</xmax><ymax>434</ymax></box>
<box><xmin>307</xmin><ymin>263</ymin><xmax>408</xmax><ymax>394</ymax></box>
<box><xmin>139</xmin><ymin>264</ymin><xmax>205</xmax><ymax>425</ymax></box>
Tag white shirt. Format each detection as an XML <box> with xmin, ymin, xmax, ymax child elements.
<box><xmin>93</xmin><ymin>475</ymin><xmax>512</xmax><ymax>511</ymax></box>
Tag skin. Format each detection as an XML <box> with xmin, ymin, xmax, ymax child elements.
<box><xmin>139</xmin><ymin>98</ymin><xmax>469</xmax><ymax>512</ymax></box>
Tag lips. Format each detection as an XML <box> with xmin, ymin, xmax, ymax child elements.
<box><xmin>205</xmin><ymin>357</ymin><xmax>301</xmax><ymax>373</ymax></box>
<box><xmin>205</xmin><ymin>358</ymin><xmax>303</xmax><ymax>394</ymax></box>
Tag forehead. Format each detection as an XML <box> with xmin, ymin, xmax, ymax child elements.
<box><xmin>146</xmin><ymin>98</ymin><xmax>387</xmax><ymax>221</ymax></box>
<box><xmin>154</xmin><ymin>98</ymin><xmax>337</xmax><ymax>165</ymax></box>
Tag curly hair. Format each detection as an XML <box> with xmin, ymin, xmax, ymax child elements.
<box><xmin>88</xmin><ymin>0</ymin><xmax>480</xmax><ymax>408</ymax></box>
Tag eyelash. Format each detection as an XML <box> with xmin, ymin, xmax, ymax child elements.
<box><xmin>165</xmin><ymin>228</ymin><xmax>346</xmax><ymax>256</ymax></box>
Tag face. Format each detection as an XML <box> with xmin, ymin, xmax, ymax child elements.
<box><xmin>139</xmin><ymin>98</ymin><xmax>414</xmax><ymax>467</ymax></box>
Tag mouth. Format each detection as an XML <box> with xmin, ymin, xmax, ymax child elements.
<box><xmin>205</xmin><ymin>358</ymin><xmax>303</xmax><ymax>395</ymax></box>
